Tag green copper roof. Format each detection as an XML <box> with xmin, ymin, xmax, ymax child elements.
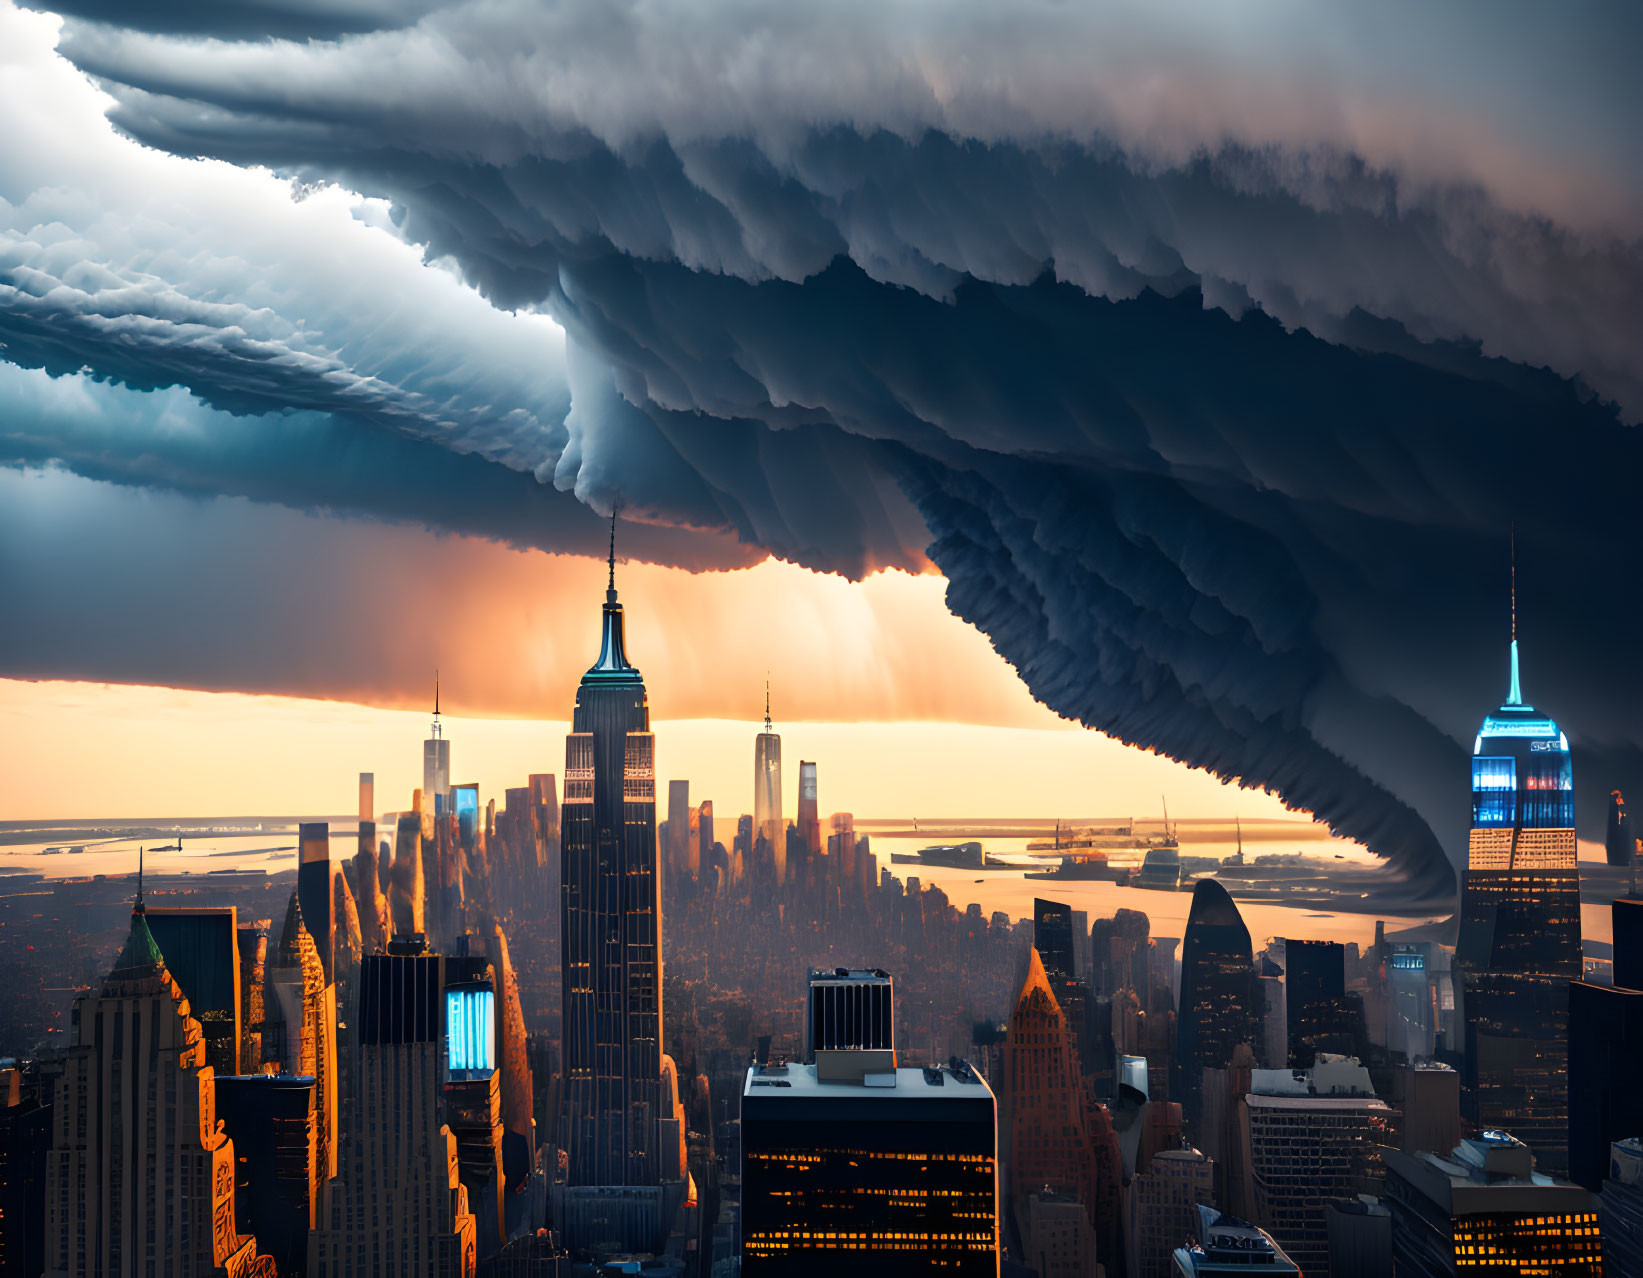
<box><xmin>106</xmin><ymin>910</ymin><xmax>165</xmax><ymax>984</ymax></box>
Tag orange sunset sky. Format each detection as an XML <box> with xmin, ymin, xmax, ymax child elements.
<box><xmin>0</xmin><ymin>495</ymin><xmax>1316</xmax><ymax>826</ymax></box>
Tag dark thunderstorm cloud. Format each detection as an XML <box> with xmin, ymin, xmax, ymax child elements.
<box><xmin>6</xmin><ymin>1</ymin><xmax>1643</xmax><ymax>904</ymax></box>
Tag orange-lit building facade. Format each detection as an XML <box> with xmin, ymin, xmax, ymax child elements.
<box><xmin>46</xmin><ymin>900</ymin><xmax>275</xmax><ymax>1277</ymax></box>
<box><xmin>1006</xmin><ymin>948</ymin><xmax>1095</xmax><ymax>1232</ymax></box>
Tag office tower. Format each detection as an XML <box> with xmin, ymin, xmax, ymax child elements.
<box><xmin>1239</xmin><ymin>1056</ymin><xmax>1395</xmax><ymax>1275</ymax></box>
<box><xmin>1457</xmin><ymin>634</ymin><xmax>1582</xmax><ymax>1176</ymax></box>
<box><xmin>46</xmin><ymin>883</ymin><xmax>275</xmax><ymax>1277</ymax></box>
<box><xmin>1600</xmin><ymin>1138</ymin><xmax>1643</xmax><ymax>1278</ymax></box>
<box><xmin>1619</xmin><ymin>897</ymin><xmax>1643</xmax><ymax>991</ymax></box>
<box><xmin>1394</xmin><ymin>1062</ymin><xmax>1461</xmax><ymax>1156</ymax></box>
<box><xmin>215</xmin><ymin>1074</ymin><xmax>319</xmax><ymax>1276</ymax></box>
<box><xmin>391</xmin><ymin>811</ymin><xmax>427</xmax><ymax>937</ymax></box>
<box><xmin>667</xmin><ymin>779</ymin><xmax>691</xmax><ymax>876</ymax></box>
<box><xmin>310</xmin><ymin>943</ymin><xmax>477</xmax><ymax>1276</ymax></box>
<box><xmin>354</xmin><ymin>818</ymin><xmax>390</xmax><ymax>955</ymax></box>
<box><xmin>1008</xmin><ymin>947</ymin><xmax>1096</xmax><ymax>1257</ymax></box>
<box><xmin>1176</xmin><ymin>880</ymin><xmax>1260</xmax><ymax>1124</ymax></box>
<box><xmin>237</xmin><ymin>918</ymin><xmax>269</xmax><ymax>1072</ymax></box>
<box><xmin>488</xmin><ymin>923</ymin><xmax>537</xmax><ymax>1213</ymax></box>
<box><xmin>558</xmin><ymin>533</ymin><xmax>670</xmax><ymax>1254</ymax></box>
<box><xmin>754</xmin><ymin>680</ymin><xmax>784</xmax><ymax>884</ymax></box>
<box><xmin>1569</xmin><ymin>894</ymin><xmax>1643</xmax><ymax>1190</ymax></box>
<box><xmin>1</xmin><ymin>1062</ymin><xmax>51</xmax><ymax>1278</ymax></box>
<box><xmin>1023</xmin><ymin>1191</ymin><xmax>1098</xmax><ymax>1278</ymax></box>
<box><xmin>297</xmin><ymin>821</ymin><xmax>336</xmax><ymax>983</ymax></box>
<box><xmin>1385</xmin><ymin>942</ymin><xmax>1436</xmax><ymax>1059</ymax></box>
<box><xmin>1258</xmin><ymin>968</ymin><xmax>1286</xmax><ymax>1070</ymax></box>
<box><xmin>798</xmin><ymin>761</ymin><xmax>821</xmax><ymax>855</ymax></box>
<box><xmin>445</xmin><ymin>949</ymin><xmax>507</xmax><ymax>1258</ymax></box>
<box><xmin>806</xmin><ymin>968</ymin><xmax>894</xmax><ymax>1059</ymax></box>
<box><xmin>1035</xmin><ymin>898</ymin><xmax>1090</xmax><ymax>1070</ymax></box>
<box><xmin>1197</xmin><ymin>1046</ymin><xmax>1257</xmax><ymax>1221</ymax></box>
<box><xmin>1610</xmin><ymin>791</ymin><xmax>1635</xmax><ymax>868</ymax></box>
<box><xmin>1323</xmin><ymin>1197</ymin><xmax>1392</xmax><ymax>1278</ymax></box>
<box><xmin>698</xmin><ymin>799</ymin><xmax>715</xmax><ymax>884</ymax></box>
<box><xmin>359</xmin><ymin>771</ymin><xmax>374</xmax><ymax>821</ymax></box>
<box><xmin>1170</xmin><ymin>1206</ymin><xmax>1299</xmax><ymax>1276</ymax></box>
<box><xmin>1284</xmin><ymin>939</ymin><xmax>1346</xmax><ymax>1067</ymax></box>
<box><xmin>264</xmin><ymin>890</ymin><xmax>340</xmax><ymax>1181</ymax></box>
<box><xmin>741</xmin><ymin>989</ymin><xmax>998</xmax><ymax>1276</ymax></box>
<box><xmin>1126</xmin><ymin>1146</ymin><xmax>1214</xmax><ymax>1278</ymax></box>
<box><xmin>145</xmin><ymin>904</ymin><xmax>242</xmax><ymax>1075</ymax></box>
<box><xmin>1383</xmin><ymin>1131</ymin><xmax>1604</xmax><ymax>1276</ymax></box>
<box><xmin>426</xmin><ymin>675</ymin><xmax>452</xmax><ymax>817</ymax></box>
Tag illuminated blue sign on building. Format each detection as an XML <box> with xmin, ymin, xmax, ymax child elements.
<box><xmin>446</xmin><ymin>985</ymin><xmax>495</xmax><ymax>1075</ymax></box>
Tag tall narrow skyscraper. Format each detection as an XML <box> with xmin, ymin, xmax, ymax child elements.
<box><xmin>425</xmin><ymin>673</ymin><xmax>451</xmax><ymax>817</ymax></box>
<box><xmin>1457</xmin><ymin>626</ymin><xmax>1581</xmax><ymax>1175</ymax></box>
<box><xmin>754</xmin><ymin>679</ymin><xmax>784</xmax><ymax>884</ymax></box>
<box><xmin>1176</xmin><ymin>879</ymin><xmax>1260</xmax><ymax>1125</ymax></box>
<box><xmin>558</xmin><ymin>520</ymin><xmax>670</xmax><ymax>1253</ymax></box>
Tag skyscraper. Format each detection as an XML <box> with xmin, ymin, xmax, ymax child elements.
<box><xmin>309</xmin><ymin>943</ymin><xmax>477</xmax><ymax>1276</ymax></box>
<box><xmin>797</xmin><ymin>760</ymin><xmax>820</xmax><ymax>856</ymax></box>
<box><xmin>1283</xmin><ymin>939</ymin><xmax>1349</xmax><ymax>1067</ymax></box>
<box><xmin>1568</xmin><ymin>894</ymin><xmax>1643</xmax><ymax>1191</ymax></box>
<box><xmin>1175</xmin><ymin>880</ymin><xmax>1260</xmax><ymax>1125</ymax></box>
<box><xmin>1608</xmin><ymin>791</ymin><xmax>1635</xmax><ymax>868</ymax></box>
<box><xmin>1239</xmin><ymin>1057</ymin><xmax>1394</xmax><ymax>1275</ymax></box>
<box><xmin>263</xmin><ymin>890</ymin><xmax>339</xmax><ymax>1183</ymax></box>
<box><xmin>144</xmin><ymin>905</ymin><xmax>242</xmax><ymax>1075</ymax></box>
<box><xmin>742</xmin><ymin>971</ymin><xmax>998</xmax><ymax>1275</ymax></box>
<box><xmin>1035</xmin><ymin>898</ymin><xmax>1090</xmax><ymax>1070</ymax></box>
<box><xmin>1007</xmin><ymin>947</ymin><xmax>1096</xmax><ymax>1260</ymax></box>
<box><xmin>1383</xmin><ymin>1132</ymin><xmax>1603</xmax><ymax>1276</ymax></box>
<box><xmin>666</xmin><ymin>779</ymin><xmax>691</xmax><ymax>876</ymax></box>
<box><xmin>425</xmin><ymin>674</ymin><xmax>451</xmax><ymax>817</ymax></box>
<box><xmin>558</xmin><ymin>523</ymin><xmax>670</xmax><ymax>1253</ymax></box>
<box><xmin>754</xmin><ymin>679</ymin><xmax>784</xmax><ymax>884</ymax></box>
<box><xmin>1457</xmin><ymin>632</ymin><xmax>1581</xmax><ymax>1174</ymax></box>
<box><xmin>47</xmin><ymin>874</ymin><xmax>276</xmax><ymax>1277</ymax></box>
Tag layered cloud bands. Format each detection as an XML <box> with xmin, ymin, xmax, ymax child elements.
<box><xmin>8</xmin><ymin>0</ymin><xmax>1643</xmax><ymax>901</ymax></box>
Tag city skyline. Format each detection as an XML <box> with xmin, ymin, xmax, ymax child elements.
<box><xmin>2</xmin><ymin>0</ymin><xmax>1640</xmax><ymax>1273</ymax></box>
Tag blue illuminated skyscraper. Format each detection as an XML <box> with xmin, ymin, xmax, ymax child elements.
<box><xmin>1457</xmin><ymin>622</ymin><xmax>1582</xmax><ymax>1175</ymax></box>
<box><xmin>558</xmin><ymin>518</ymin><xmax>670</xmax><ymax>1253</ymax></box>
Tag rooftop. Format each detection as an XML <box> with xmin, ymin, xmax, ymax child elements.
<box><xmin>743</xmin><ymin>1060</ymin><xmax>992</xmax><ymax>1101</ymax></box>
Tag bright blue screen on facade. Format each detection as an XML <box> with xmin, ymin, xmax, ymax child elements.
<box><xmin>446</xmin><ymin>986</ymin><xmax>494</xmax><ymax>1073</ymax></box>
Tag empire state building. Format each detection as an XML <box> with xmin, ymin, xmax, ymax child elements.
<box><xmin>558</xmin><ymin>527</ymin><xmax>669</xmax><ymax>1251</ymax></box>
<box><xmin>1457</xmin><ymin>632</ymin><xmax>1582</xmax><ymax>1175</ymax></box>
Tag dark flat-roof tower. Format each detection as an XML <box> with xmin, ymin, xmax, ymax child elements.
<box><xmin>558</xmin><ymin>517</ymin><xmax>668</xmax><ymax>1253</ymax></box>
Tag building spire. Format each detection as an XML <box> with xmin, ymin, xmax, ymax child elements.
<box><xmin>135</xmin><ymin>844</ymin><xmax>145</xmax><ymax>914</ymax></box>
<box><xmin>434</xmin><ymin>669</ymin><xmax>440</xmax><ymax>718</ymax></box>
<box><xmin>1506</xmin><ymin>528</ymin><xmax>1524</xmax><ymax>707</ymax></box>
<box><xmin>607</xmin><ymin>507</ymin><xmax>619</xmax><ymax>606</ymax></box>
<box><xmin>764</xmin><ymin>673</ymin><xmax>772</xmax><ymax>734</ymax></box>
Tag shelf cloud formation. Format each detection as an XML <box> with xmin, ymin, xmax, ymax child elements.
<box><xmin>4</xmin><ymin>0</ymin><xmax>1641</xmax><ymax>903</ymax></box>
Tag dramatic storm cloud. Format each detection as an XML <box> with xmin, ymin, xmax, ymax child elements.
<box><xmin>5</xmin><ymin>0</ymin><xmax>1641</xmax><ymax>902</ymax></box>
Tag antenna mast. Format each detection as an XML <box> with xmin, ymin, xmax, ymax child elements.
<box><xmin>764</xmin><ymin>673</ymin><xmax>772</xmax><ymax>734</ymax></box>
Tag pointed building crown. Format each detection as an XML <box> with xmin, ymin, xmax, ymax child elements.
<box><xmin>585</xmin><ymin>509</ymin><xmax>642</xmax><ymax>684</ymax></box>
<box><xmin>106</xmin><ymin>909</ymin><xmax>165</xmax><ymax>987</ymax></box>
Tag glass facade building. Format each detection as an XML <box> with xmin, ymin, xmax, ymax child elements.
<box><xmin>1176</xmin><ymin>879</ymin><xmax>1261</xmax><ymax>1124</ymax></box>
<box><xmin>1457</xmin><ymin>640</ymin><xmax>1582</xmax><ymax>1176</ymax></box>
